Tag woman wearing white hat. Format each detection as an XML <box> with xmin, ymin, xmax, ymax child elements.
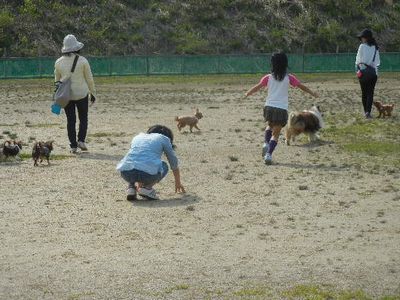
<box><xmin>55</xmin><ymin>34</ymin><xmax>96</xmax><ymax>153</ymax></box>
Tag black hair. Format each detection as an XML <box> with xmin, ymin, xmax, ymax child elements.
<box><xmin>365</xmin><ymin>37</ymin><xmax>379</xmax><ymax>50</ymax></box>
<box><xmin>359</xmin><ymin>29</ymin><xmax>379</xmax><ymax>50</ymax></box>
<box><xmin>147</xmin><ymin>125</ymin><xmax>175</xmax><ymax>148</ymax></box>
<box><xmin>271</xmin><ymin>52</ymin><xmax>288</xmax><ymax>81</ymax></box>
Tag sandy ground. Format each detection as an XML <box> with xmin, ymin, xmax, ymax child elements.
<box><xmin>0</xmin><ymin>75</ymin><xmax>399</xmax><ymax>299</ymax></box>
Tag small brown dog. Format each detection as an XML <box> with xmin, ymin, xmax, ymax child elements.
<box><xmin>2</xmin><ymin>140</ymin><xmax>22</xmax><ymax>158</ymax></box>
<box><xmin>373</xmin><ymin>101</ymin><xmax>394</xmax><ymax>118</ymax></box>
<box><xmin>32</xmin><ymin>141</ymin><xmax>54</xmax><ymax>166</ymax></box>
<box><xmin>285</xmin><ymin>105</ymin><xmax>324</xmax><ymax>145</ymax></box>
<box><xmin>175</xmin><ymin>108</ymin><xmax>203</xmax><ymax>132</ymax></box>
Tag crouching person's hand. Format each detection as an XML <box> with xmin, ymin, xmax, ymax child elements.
<box><xmin>173</xmin><ymin>168</ymin><xmax>186</xmax><ymax>194</ymax></box>
<box><xmin>175</xmin><ymin>182</ymin><xmax>185</xmax><ymax>194</ymax></box>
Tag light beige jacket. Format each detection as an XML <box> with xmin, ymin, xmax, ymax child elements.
<box><xmin>54</xmin><ymin>54</ymin><xmax>96</xmax><ymax>101</ymax></box>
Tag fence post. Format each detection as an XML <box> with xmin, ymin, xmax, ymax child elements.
<box><xmin>108</xmin><ymin>57</ymin><xmax>112</xmax><ymax>76</ymax></box>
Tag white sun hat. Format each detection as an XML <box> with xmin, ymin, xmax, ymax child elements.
<box><xmin>61</xmin><ymin>34</ymin><xmax>84</xmax><ymax>53</ymax></box>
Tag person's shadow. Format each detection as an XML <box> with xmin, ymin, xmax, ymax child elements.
<box><xmin>131</xmin><ymin>193</ymin><xmax>200</xmax><ymax>208</ymax></box>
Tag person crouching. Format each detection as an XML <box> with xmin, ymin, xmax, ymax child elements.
<box><xmin>117</xmin><ymin>125</ymin><xmax>185</xmax><ymax>200</ymax></box>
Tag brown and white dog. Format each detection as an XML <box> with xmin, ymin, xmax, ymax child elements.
<box><xmin>285</xmin><ymin>105</ymin><xmax>324</xmax><ymax>145</ymax></box>
<box><xmin>373</xmin><ymin>101</ymin><xmax>394</xmax><ymax>118</ymax></box>
<box><xmin>175</xmin><ymin>108</ymin><xmax>203</xmax><ymax>132</ymax></box>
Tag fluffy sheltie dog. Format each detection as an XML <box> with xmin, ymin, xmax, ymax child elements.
<box><xmin>285</xmin><ymin>105</ymin><xmax>324</xmax><ymax>145</ymax></box>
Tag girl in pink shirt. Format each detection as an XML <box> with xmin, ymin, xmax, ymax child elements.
<box><xmin>245</xmin><ymin>52</ymin><xmax>318</xmax><ymax>164</ymax></box>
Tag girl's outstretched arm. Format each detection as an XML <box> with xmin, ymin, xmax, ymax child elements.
<box><xmin>245</xmin><ymin>82</ymin><xmax>263</xmax><ymax>97</ymax></box>
<box><xmin>297</xmin><ymin>83</ymin><xmax>318</xmax><ymax>98</ymax></box>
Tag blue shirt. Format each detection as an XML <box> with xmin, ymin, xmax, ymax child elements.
<box><xmin>116</xmin><ymin>133</ymin><xmax>178</xmax><ymax>175</ymax></box>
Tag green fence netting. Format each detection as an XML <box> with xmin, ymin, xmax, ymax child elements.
<box><xmin>1</xmin><ymin>53</ymin><xmax>399</xmax><ymax>79</ymax></box>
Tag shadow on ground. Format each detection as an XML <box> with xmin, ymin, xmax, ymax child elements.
<box><xmin>131</xmin><ymin>193</ymin><xmax>201</xmax><ymax>208</ymax></box>
<box><xmin>289</xmin><ymin>139</ymin><xmax>335</xmax><ymax>148</ymax></box>
<box><xmin>275</xmin><ymin>161</ymin><xmax>347</xmax><ymax>172</ymax></box>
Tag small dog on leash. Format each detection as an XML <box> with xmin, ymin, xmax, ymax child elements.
<box><xmin>32</xmin><ymin>141</ymin><xmax>54</xmax><ymax>166</ymax></box>
<box><xmin>2</xmin><ymin>140</ymin><xmax>22</xmax><ymax>159</ymax></box>
<box><xmin>175</xmin><ymin>108</ymin><xmax>203</xmax><ymax>132</ymax></box>
<box><xmin>373</xmin><ymin>101</ymin><xmax>394</xmax><ymax>118</ymax></box>
<box><xmin>285</xmin><ymin>105</ymin><xmax>324</xmax><ymax>145</ymax></box>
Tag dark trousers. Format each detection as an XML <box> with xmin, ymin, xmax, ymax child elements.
<box><xmin>359</xmin><ymin>76</ymin><xmax>377</xmax><ymax>114</ymax></box>
<box><xmin>64</xmin><ymin>96</ymin><xmax>88</xmax><ymax>148</ymax></box>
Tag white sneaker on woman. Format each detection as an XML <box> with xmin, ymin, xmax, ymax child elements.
<box><xmin>78</xmin><ymin>141</ymin><xmax>88</xmax><ymax>151</ymax></box>
<box><xmin>138</xmin><ymin>187</ymin><xmax>159</xmax><ymax>200</ymax></box>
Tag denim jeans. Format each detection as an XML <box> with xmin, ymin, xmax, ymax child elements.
<box><xmin>120</xmin><ymin>161</ymin><xmax>169</xmax><ymax>188</ymax></box>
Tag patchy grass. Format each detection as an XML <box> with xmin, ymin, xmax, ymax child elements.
<box><xmin>323</xmin><ymin>117</ymin><xmax>400</xmax><ymax>168</ymax></box>
<box><xmin>88</xmin><ymin>132</ymin><xmax>126</xmax><ymax>138</ymax></box>
<box><xmin>203</xmin><ymin>284</ymin><xmax>400</xmax><ymax>299</ymax></box>
<box><xmin>228</xmin><ymin>155</ymin><xmax>239</xmax><ymax>162</ymax></box>
<box><xmin>2</xmin><ymin>72</ymin><xmax>399</xmax><ymax>87</ymax></box>
<box><xmin>25</xmin><ymin>123</ymin><xmax>60</xmax><ymax>128</ymax></box>
<box><xmin>164</xmin><ymin>284</ymin><xmax>190</xmax><ymax>294</ymax></box>
<box><xmin>234</xmin><ymin>287</ymin><xmax>269</xmax><ymax>297</ymax></box>
<box><xmin>343</xmin><ymin>142</ymin><xmax>400</xmax><ymax>156</ymax></box>
<box><xmin>0</xmin><ymin>123</ymin><xmax>19</xmax><ymax>127</ymax></box>
<box><xmin>281</xmin><ymin>284</ymin><xmax>400</xmax><ymax>300</ymax></box>
<box><xmin>283</xmin><ymin>285</ymin><xmax>370</xmax><ymax>300</ymax></box>
<box><xmin>8</xmin><ymin>133</ymin><xmax>18</xmax><ymax>140</ymax></box>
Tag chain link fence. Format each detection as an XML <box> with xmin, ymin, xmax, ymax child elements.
<box><xmin>1</xmin><ymin>53</ymin><xmax>399</xmax><ymax>79</ymax></box>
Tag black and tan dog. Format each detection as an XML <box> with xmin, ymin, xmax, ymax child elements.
<box><xmin>285</xmin><ymin>105</ymin><xmax>324</xmax><ymax>145</ymax></box>
<box><xmin>2</xmin><ymin>140</ymin><xmax>22</xmax><ymax>159</ymax></box>
<box><xmin>32</xmin><ymin>141</ymin><xmax>54</xmax><ymax>166</ymax></box>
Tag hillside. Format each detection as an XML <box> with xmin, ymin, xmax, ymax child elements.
<box><xmin>1</xmin><ymin>0</ymin><xmax>400</xmax><ymax>57</ymax></box>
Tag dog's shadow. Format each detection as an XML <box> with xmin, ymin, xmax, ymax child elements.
<box><xmin>289</xmin><ymin>139</ymin><xmax>334</xmax><ymax>148</ymax></box>
<box><xmin>180</xmin><ymin>131</ymin><xmax>202</xmax><ymax>135</ymax></box>
<box><xmin>131</xmin><ymin>193</ymin><xmax>201</xmax><ymax>208</ymax></box>
<box><xmin>77</xmin><ymin>152</ymin><xmax>122</xmax><ymax>162</ymax></box>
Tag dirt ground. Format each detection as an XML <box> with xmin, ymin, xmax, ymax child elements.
<box><xmin>0</xmin><ymin>74</ymin><xmax>399</xmax><ymax>299</ymax></box>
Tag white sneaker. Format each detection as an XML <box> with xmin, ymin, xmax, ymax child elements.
<box><xmin>70</xmin><ymin>147</ymin><xmax>78</xmax><ymax>154</ymax></box>
<box><xmin>262</xmin><ymin>143</ymin><xmax>269</xmax><ymax>158</ymax></box>
<box><xmin>264</xmin><ymin>153</ymin><xmax>273</xmax><ymax>165</ymax></box>
<box><xmin>77</xmin><ymin>141</ymin><xmax>88</xmax><ymax>151</ymax></box>
<box><xmin>138</xmin><ymin>187</ymin><xmax>159</xmax><ymax>200</ymax></box>
<box><xmin>126</xmin><ymin>187</ymin><xmax>137</xmax><ymax>201</ymax></box>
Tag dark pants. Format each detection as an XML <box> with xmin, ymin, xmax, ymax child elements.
<box><xmin>64</xmin><ymin>96</ymin><xmax>88</xmax><ymax>148</ymax></box>
<box><xmin>359</xmin><ymin>76</ymin><xmax>377</xmax><ymax>114</ymax></box>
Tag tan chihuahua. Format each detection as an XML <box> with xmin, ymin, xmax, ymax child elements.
<box><xmin>175</xmin><ymin>108</ymin><xmax>203</xmax><ymax>132</ymax></box>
